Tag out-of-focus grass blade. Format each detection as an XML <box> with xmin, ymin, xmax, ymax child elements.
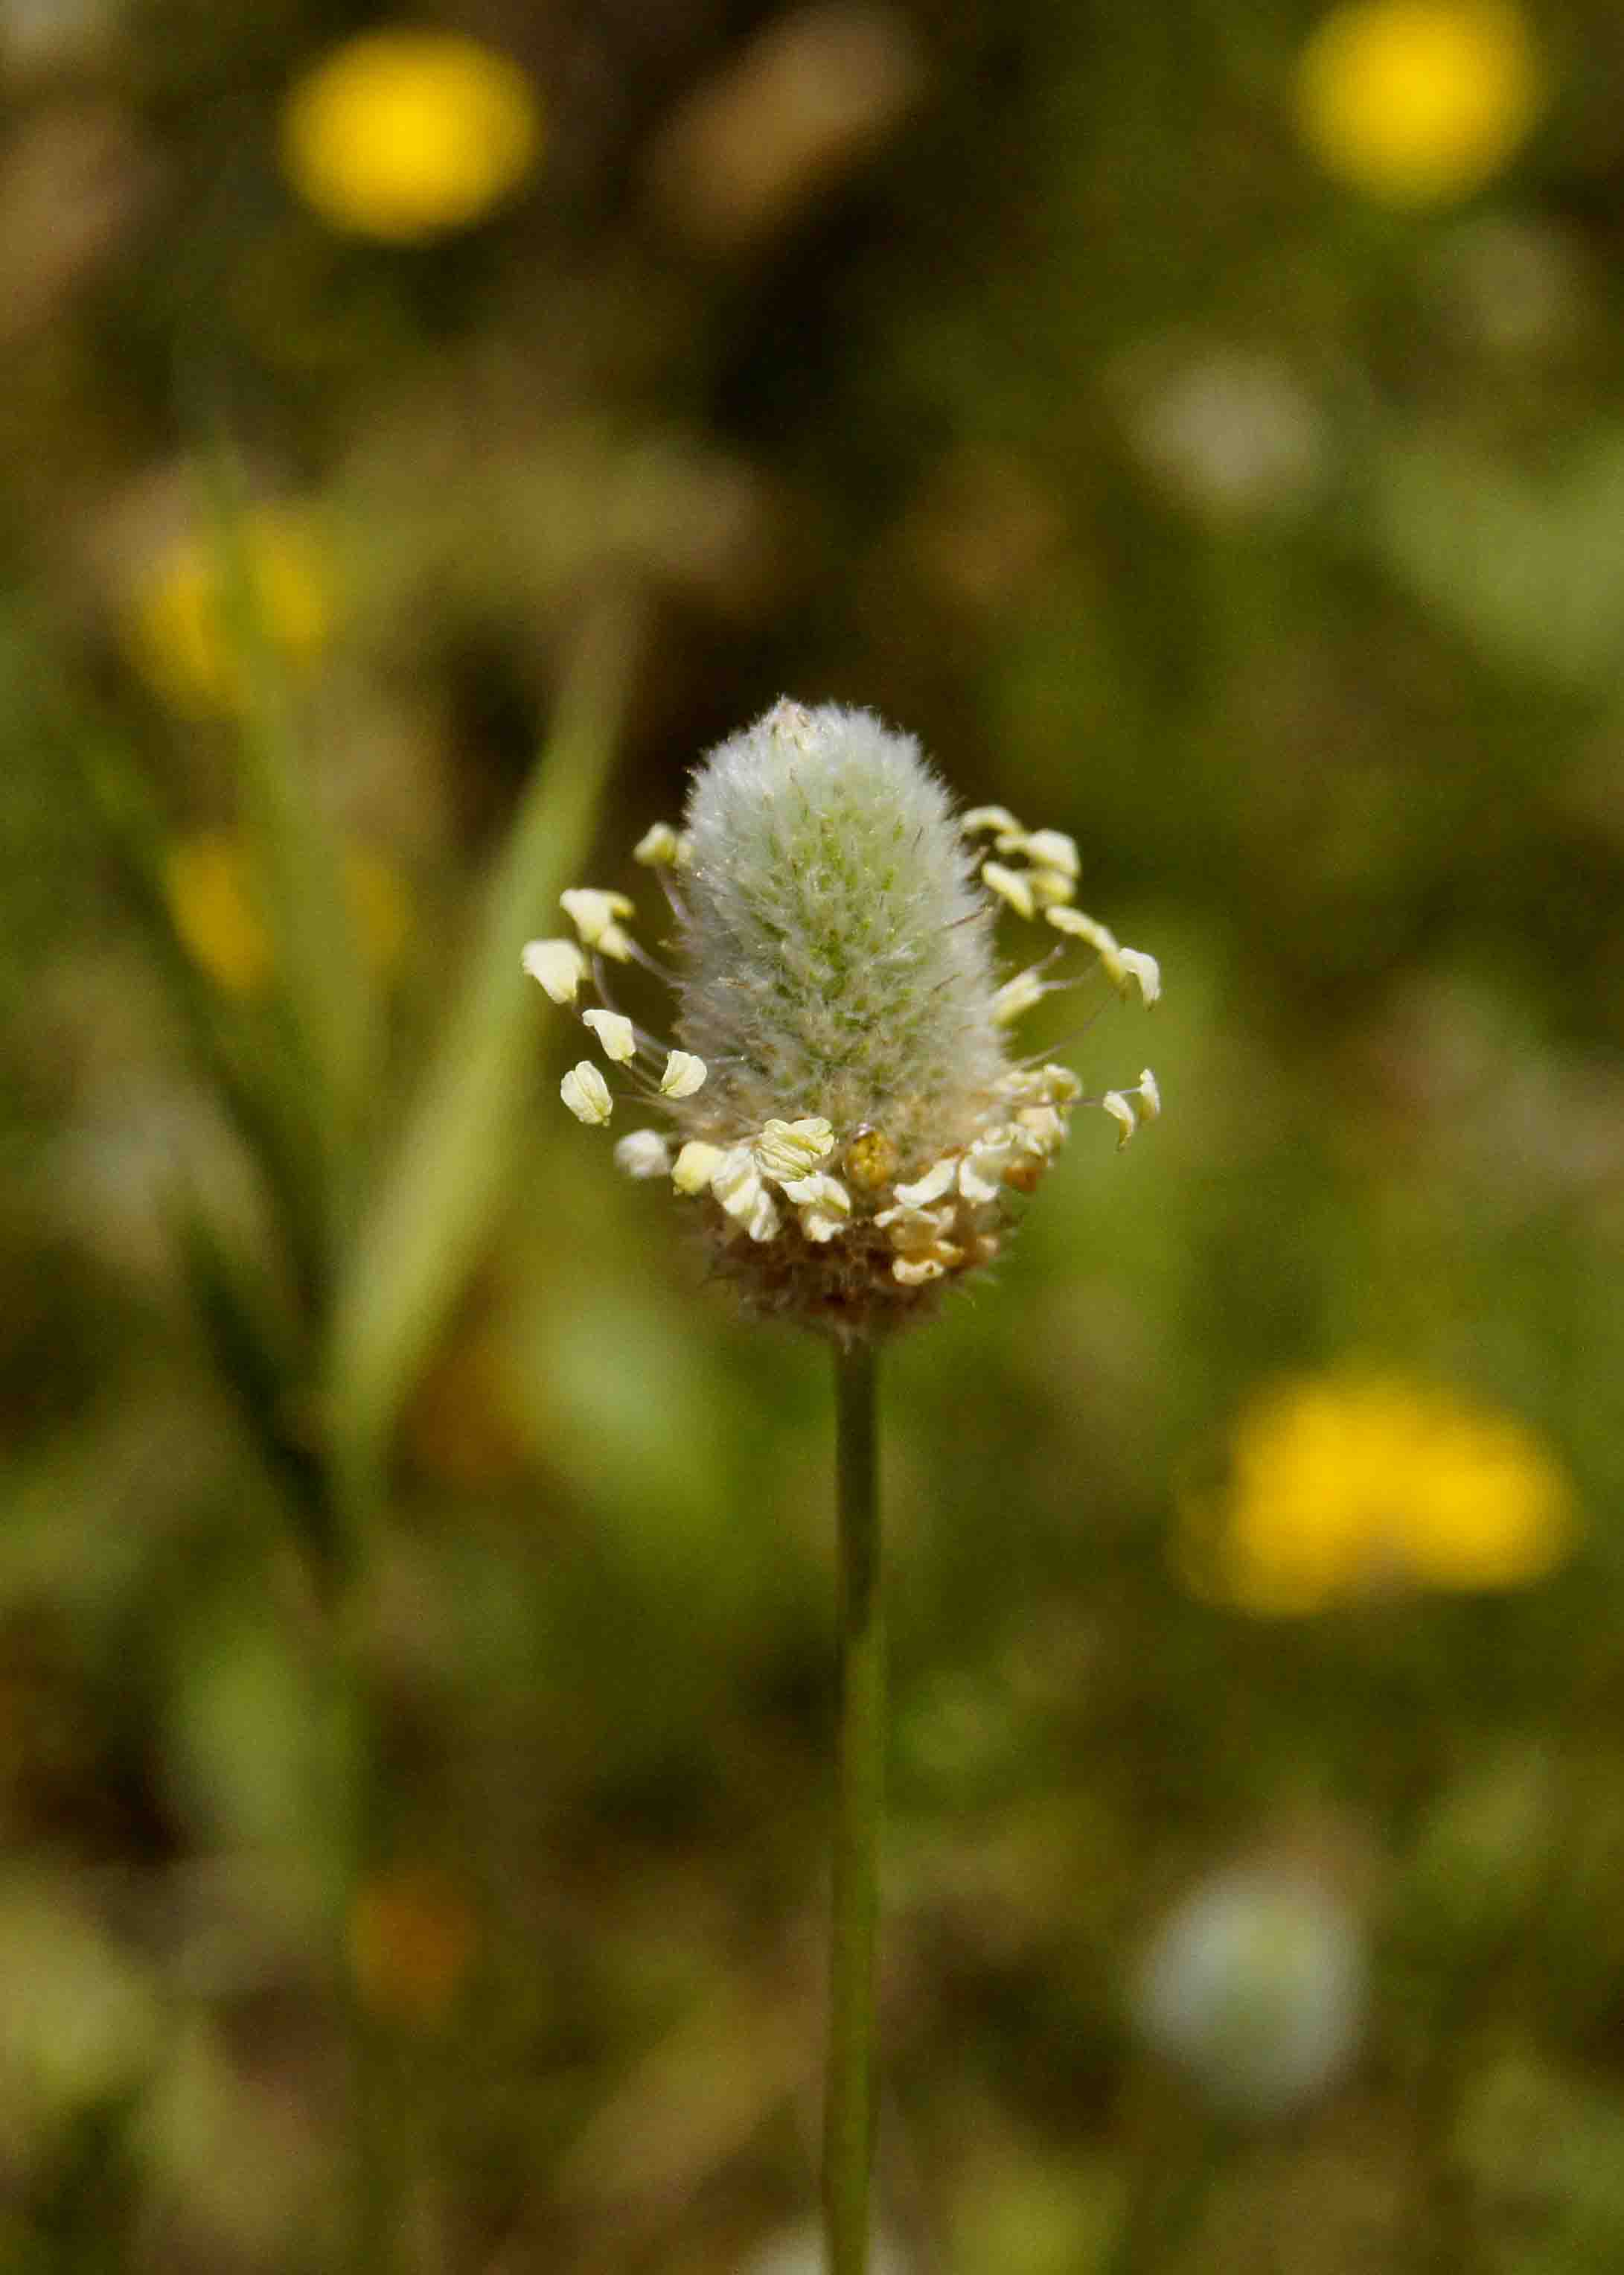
<box><xmin>201</xmin><ymin>453</ymin><xmax>377</xmax><ymax>1248</ymax></box>
<box><xmin>327</xmin><ymin>591</ymin><xmax>640</xmax><ymax>1517</ymax></box>
<box><xmin>10</xmin><ymin>615</ymin><xmax>334</xmax><ymax>1304</ymax></box>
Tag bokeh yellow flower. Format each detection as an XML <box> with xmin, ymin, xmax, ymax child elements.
<box><xmin>163</xmin><ymin>831</ymin><xmax>412</xmax><ymax>996</ymax></box>
<box><xmin>1177</xmin><ymin>1376</ymin><xmax>1576</xmax><ymax>1615</ymax></box>
<box><xmin>279</xmin><ymin>28</ymin><xmax>541</xmax><ymax>243</ymax></box>
<box><xmin>348</xmin><ymin>1865</ymin><xmax>478</xmax><ymax>2029</ymax></box>
<box><xmin>124</xmin><ymin>505</ymin><xmax>331</xmax><ymax>716</ymax></box>
<box><xmin>1295</xmin><ymin>1</ymin><xmax>1544</xmax><ymax>208</ymax></box>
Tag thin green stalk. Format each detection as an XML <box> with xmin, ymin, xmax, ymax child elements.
<box><xmin>824</xmin><ymin>1337</ymin><xmax>883</xmax><ymax>2275</ymax></box>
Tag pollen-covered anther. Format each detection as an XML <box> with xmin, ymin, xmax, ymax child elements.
<box><xmin>1027</xmin><ymin>868</ymin><xmax>1076</xmax><ymax>910</ymax></box>
<box><xmin>560</xmin><ymin>887</ymin><xmax>635</xmax><ymax>962</ymax></box>
<box><xmin>875</xmin><ymin>1199</ymin><xmax>957</xmax><ymax>1254</ymax></box>
<box><xmin>1100</xmin><ymin>1090</ymin><xmax>1139</xmax><ymax>1149</ymax></box>
<box><xmin>892</xmin><ymin>1158</ymin><xmax>959</xmax><ymax>1208</ymax></box>
<box><xmin>961</xmin><ymin>805</ymin><xmax>1022</xmax><ymax>837</ymax></box>
<box><xmin>959</xmin><ymin>1123</ymin><xmax>1031</xmax><ymax>1202</ymax></box>
<box><xmin>752</xmin><ymin>1117</ymin><xmax>836</xmax><ymax>1181</ymax></box>
<box><xmin>633</xmin><ymin>823</ymin><xmax>682</xmax><ymax>866</ymax></box>
<box><xmin>1016</xmin><ymin>1103</ymin><xmax>1068</xmax><ymax>1155</ymax></box>
<box><xmin>659</xmin><ymin>1050</ymin><xmax>708</xmax><ymax>1098</ymax></box>
<box><xmin>671</xmin><ymin>1138</ymin><xmax>725</xmax><ymax>1195</ymax></box>
<box><xmin>614</xmin><ymin>1129</ymin><xmax>671</xmax><ymax>1178</ymax></box>
<box><xmin>892</xmin><ymin>1254</ymin><xmax>947</xmax><ymax>1287</ymax></box>
<box><xmin>521</xmin><ymin>937</ymin><xmax>589</xmax><ymax>1004</ymax></box>
<box><xmin>711</xmin><ymin>1146</ymin><xmax>780</xmax><ymax>1242</ymax></box>
<box><xmin>1023</xmin><ymin>829</ymin><xmax>1081</xmax><ymax>878</ymax></box>
<box><xmin>1137</xmin><ymin>1068</ymin><xmax>1161</xmax><ymax>1120</ymax></box>
<box><xmin>1114</xmin><ymin>948</ymin><xmax>1162</xmax><ymax>1008</ymax></box>
<box><xmin>982</xmin><ymin>861</ymin><xmax>1037</xmax><ymax>922</ymax></box>
<box><xmin>581</xmin><ymin>1007</ymin><xmax>636</xmax><ymax>1063</ymax></box>
<box><xmin>993</xmin><ymin>969</ymin><xmax>1048</xmax><ymax>1027</ymax></box>
<box><xmin>561</xmin><ymin>1062</ymin><xmax>613</xmax><ymax>1126</ymax></box>
<box><xmin>785</xmin><ymin>1172</ymin><xmax>852</xmax><ymax>1243</ymax></box>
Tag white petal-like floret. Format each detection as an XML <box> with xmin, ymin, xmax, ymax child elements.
<box><xmin>659</xmin><ymin>1050</ymin><xmax>708</xmax><ymax>1098</ymax></box>
<box><xmin>1137</xmin><ymin>1068</ymin><xmax>1161</xmax><ymax>1119</ymax></box>
<box><xmin>892</xmin><ymin>1254</ymin><xmax>946</xmax><ymax>1286</ymax></box>
<box><xmin>582</xmin><ymin>1008</ymin><xmax>637</xmax><ymax>1063</ymax></box>
<box><xmin>981</xmin><ymin>861</ymin><xmax>1036</xmax><ymax>921</ymax></box>
<box><xmin>561</xmin><ymin>1062</ymin><xmax>613</xmax><ymax>1126</ymax></box>
<box><xmin>671</xmin><ymin>1139</ymin><xmax>725</xmax><ymax>1194</ymax></box>
<box><xmin>614</xmin><ymin>1129</ymin><xmax>672</xmax><ymax>1178</ymax></box>
<box><xmin>522</xmin><ymin>938</ymin><xmax>589</xmax><ymax>1004</ymax></box>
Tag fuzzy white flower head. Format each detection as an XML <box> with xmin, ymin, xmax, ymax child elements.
<box><xmin>526</xmin><ymin>698</ymin><xmax>1162</xmax><ymax>1336</ymax></box>
<box><xmin>1134</xmin><ymin>1866</ymin><xmax>1366</xmax><ymax>2122</ymax></box>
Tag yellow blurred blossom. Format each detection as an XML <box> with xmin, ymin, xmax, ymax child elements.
<box><xmin>1296</xmin><ymin>1</ymin><xmax>1544</xmax><ymax>208</ymax></box>
<box><xmin>124</xmin><ymin>506</ymin><xmax>331</xmax><ymax>715</ymax></box>
<box><xmin>1177</xmin><ymin>1376</ymin><xmax>1576</xmax><ymax>1615</ymax></box>
<box><xmin>279</xmin><ymin>29</ymin><xmax>541</xmax><ymax>243</ymax></box>
<box><xmin>163</xmin><ymin>831</ymin><xmax>411</xmax><ymax>995</ymax></box>
<box><xmin>349</xmin><ymin>1865</ymin><xmax>478</xmax><ymax>2028</ymax></box>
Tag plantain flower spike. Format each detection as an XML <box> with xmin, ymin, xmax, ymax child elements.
<box><xmin>523</xmin><ymin>699</ymin><xmax>1160</xmax><ymax>1337</ymax></box>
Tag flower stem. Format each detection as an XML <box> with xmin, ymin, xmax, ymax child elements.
<box><xmin>825</xmin><ymin>1336</ymin><xmax>883</xmax><ymax>2275</ymax></box>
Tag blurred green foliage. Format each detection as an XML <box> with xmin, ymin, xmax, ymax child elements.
<box><xmin>2</xmin><ymin>0</ymin><xmax>1623</xmax><ymax>2268</ymax></box>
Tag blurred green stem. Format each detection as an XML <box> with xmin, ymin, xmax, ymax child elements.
<box><xmin>824</xmin><ymin>1338</ymin><xmax>883</xmax><ymax>2275</ymax></box>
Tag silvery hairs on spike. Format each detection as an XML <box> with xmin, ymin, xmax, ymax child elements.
<box><xmin>522</xmin><ymin>698</ymin><xmax>1160</xmax><ymax>1339</ymax></box>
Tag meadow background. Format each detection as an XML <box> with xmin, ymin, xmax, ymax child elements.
<box><xmin>4</xmin><ymin>1</ymin><xmax>1623</xmax><ymax>2268</ymax></box>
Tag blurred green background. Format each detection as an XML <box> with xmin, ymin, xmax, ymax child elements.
<box><xmin>4</xmin><ymin>0</ymin><xmax>1623</xmax><ymax>2268</ymax></box>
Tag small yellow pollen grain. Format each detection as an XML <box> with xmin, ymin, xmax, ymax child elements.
<box><xmin>844</xmin><ymin>1126</ymin><xmax>900</xmax><ymax>1193</ymax></box>
<box><xmin>280</xmin><ymin>30</ymin><xmax>542</xmax><ymax>243</ymax></box>
<box><xmin>1295</xmin><ymin>1</ymin><xmax>1544</xmax><ymax>208</ymax></box>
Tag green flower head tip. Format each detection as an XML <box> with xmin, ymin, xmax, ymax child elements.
<box><xmin>524</xmin><ymin>698</ymin><xmax>1160</xmax><ymax>1338</ymax></box>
